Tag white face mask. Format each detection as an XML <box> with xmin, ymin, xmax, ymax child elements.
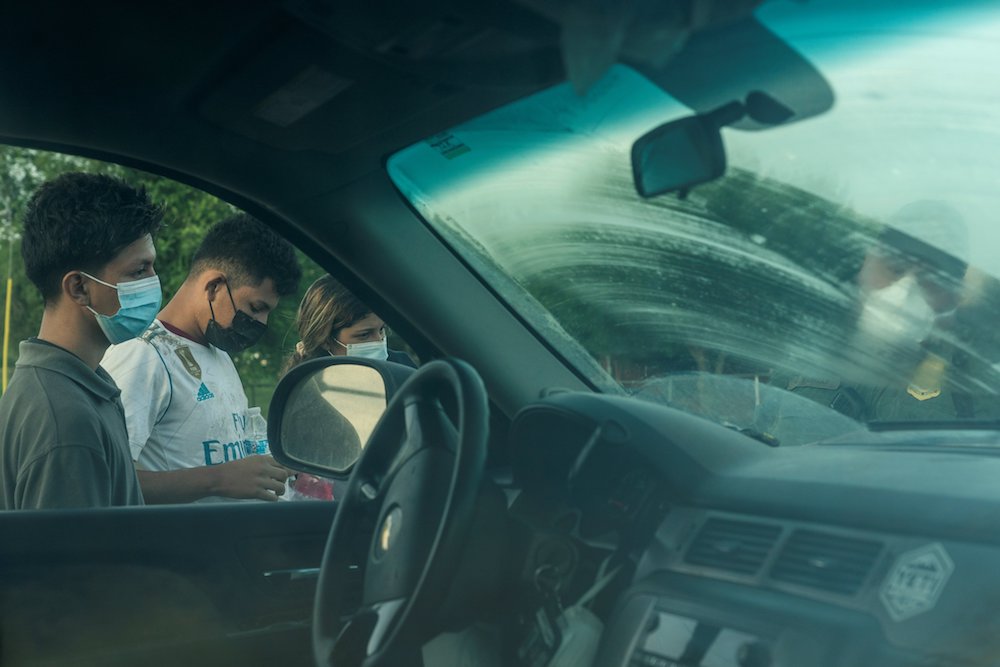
<box><xmin>333</xmin><ymin>337</ymin><xmax>388</xmax><ymax>361</ymax></box>
<box><xmin>857</xmin><ymin>273</ymin><xmax>936</xmax><ymax>346</ymax></box>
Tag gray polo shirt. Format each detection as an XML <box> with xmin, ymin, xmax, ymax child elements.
<box><xmin>0</xmin><ymin>339</ymin><xmax>143</xmax><ymax>509</ymax></box>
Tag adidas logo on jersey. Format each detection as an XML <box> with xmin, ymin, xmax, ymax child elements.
<box><xmin>196</xmin><ymin>382</ymin><xmax>215</xmax><ymax>402</ymax></box>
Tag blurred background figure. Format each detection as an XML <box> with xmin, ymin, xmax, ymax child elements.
<box><xmin>283</xmin><ymin>274</ymin><xmax>415</xmax><ymax>372</ymax></box>
<box><xmin>794</xmin><ymin>199</ymin><xmax>1000</xmax><ymax>422</ymax></box>
<box><xmin>852</xmin><ymin>200</ymin><xmax>969</xmax><ymax>368</ymax></box>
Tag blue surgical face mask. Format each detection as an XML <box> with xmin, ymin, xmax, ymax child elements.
<box><xmin>332</xmin><ymin>336</ymin><xmax>388</xmax><ymax>361</ymax></box>
<box><xmin>82</xmin><ymin>272</ymin><xmax>162</xmax><ymax>344</ymax></box>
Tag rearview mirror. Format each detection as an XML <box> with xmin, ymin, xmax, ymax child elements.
<box><xmin>632</xmin><ymin>93</ymin><xmax>793</xmax><ymax>198</ymax></box>
<box><xmin>267</xmin><ymin>358</ymin><xmax>415</xmax><ymax>477</ymax></box>
<box><xmin>631</xmin><ymin>114</ymin><xmax>727</xmax><ymax>199</ymax></box>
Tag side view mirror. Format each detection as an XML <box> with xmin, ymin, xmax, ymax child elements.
<box><xmin>267</xmin><ymin>357</ymin><xmax>416</xmax><ymax>478</ymax></box>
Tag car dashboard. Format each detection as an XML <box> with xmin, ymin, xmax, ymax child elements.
<box><xmin>505</xmin><ymin>392</ymin><xmax>1000</xmax><ymax>667</ymax></box>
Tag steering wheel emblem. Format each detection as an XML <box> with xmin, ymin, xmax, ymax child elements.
<box><xmin>378</xmin><ymin>507</ymin><xmax>402</xmax><ymax>555</ymax></box>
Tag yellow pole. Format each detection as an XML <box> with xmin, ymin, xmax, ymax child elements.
<box><xmin>2</xmin><ymin>276</ymin><xmax>11</xmax><ymax>393</ymax></box>
<box><xmin>2</xmin><ymin>216</ymin><xmax>11</xmax><ymax>393</ymax></box>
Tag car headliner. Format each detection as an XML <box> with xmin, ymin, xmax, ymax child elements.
<box><xmin>0</xmin><ymin>1</ymin><xmax>781</xmax><ymax>206</ymax></box>
<box><xmin>1</xmin><ymin>3</ymin><xmax>564</xmax><ymax>201</ymax></box>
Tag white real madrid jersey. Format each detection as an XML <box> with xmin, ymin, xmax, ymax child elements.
<box><xmin>102</xmin><ymin>320</ymin><xmax>257</xmax><ymax>473</ymax></box>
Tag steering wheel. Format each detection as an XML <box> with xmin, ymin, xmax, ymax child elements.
<box><xmin>312</xmin><ymin>358</ymin><xmax>489</xmax><ymax>667</ymax></box>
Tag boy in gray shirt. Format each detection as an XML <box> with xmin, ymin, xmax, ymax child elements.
<box><xmin>0</xmin><ymin>172</ymin><xmax>162</xmax><ymax>509</ymax></box>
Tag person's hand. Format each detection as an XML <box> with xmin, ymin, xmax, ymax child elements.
<box><xmin>214</xmin><ymin>455</ymin><xmax>292</xmax><ymax>501</ymax></box>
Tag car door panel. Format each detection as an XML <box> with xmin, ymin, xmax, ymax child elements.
<box><xmin>0</xmin><ymin>502</ymin><xmax>337</xmax><ymax>667</ymax></box>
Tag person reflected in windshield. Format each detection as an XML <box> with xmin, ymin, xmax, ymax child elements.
<box><xmin>788</xmin><ymin>200</ymin><xmax>1000</xmax><ymax>422</ymax></box>
<box><xmin>854</xmin><ymin>202</ymin><xmax>967</xmax><ymax>361</ymax></box>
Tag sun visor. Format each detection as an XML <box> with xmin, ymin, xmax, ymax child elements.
<box><xmin>634</xmin><ymin>17</ymin><xmax>835</xmax><ymax>131</ymax></box>
<box><xmin>517</xmin><ymin>0</ymin><xmax>763</xmax><ymax>95</ymax></box>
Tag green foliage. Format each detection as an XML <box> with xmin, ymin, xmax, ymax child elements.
<box><xmin>0</xmin><ymin>145</ymin><xmax>324</xmax><ymax>408</ymax></box>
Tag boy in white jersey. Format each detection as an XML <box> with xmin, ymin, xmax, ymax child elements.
<box><xmin>103</xmin><ymin>214</ymin><xmax>302</xmax><ymax>503</ymax></box>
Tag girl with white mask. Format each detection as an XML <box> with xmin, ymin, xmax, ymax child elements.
<box><xmin>280</xmin><ymin>274</ymin><xmax>416</xmax><ymax>502</ymax></box>
<box><xmin>283</xmin><ymin>274</ymin><xmax>416</xmax><ymax>373</ymax></box>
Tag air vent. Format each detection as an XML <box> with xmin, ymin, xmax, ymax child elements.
<box><xmin>684</xmin><ymin>518</ymin><xmax>782</xmax><ymax>575</ymax></box>
<box><xmin>770</xmin><ymin>530</ymin><xmax>883</xmax><ymax>595</ymax></box>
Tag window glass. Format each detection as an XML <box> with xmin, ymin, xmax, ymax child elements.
<box><xmin>388</xmin><ymin>1</ymin><xmax>1000</xmax><ymax>441</ymax></box>
<box><xmin>0</xmin><ymin>145</ymin><xmax>387</xmax><ymax>507</ymax></box>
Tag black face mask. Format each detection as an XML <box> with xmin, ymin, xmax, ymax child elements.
<box><xmin>204</xmin><ymin>281</ymin><xmax>266</xmax><ymax>354</ymax></box>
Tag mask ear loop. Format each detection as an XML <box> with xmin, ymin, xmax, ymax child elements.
<box><xmin>328</xmin><ymin>321</ymin><xmax>350</xmax><ymax>351</ymax></box>
<box><xmin>207</xmin><ymin>277</ymin><xmax>235</xmax><ymax>323</ymax></box>
<box><xmin>224</xmin><ymin>279</ymin><xmax>238</xmax><ymax>311</ymax></box>
<box><xmin>79</xmin><ymin>271</ymin><xmax>118</xmax><ymax>291</ymax></box>
<box><xmin>207</xmin><ymin>291</ymin><xmax>219</xmax><ymax>322</ymax></box>
<box><xmin>79</xmin><ymin>271</ymin><xmax>119</xmax><ymax>316</ymax></box>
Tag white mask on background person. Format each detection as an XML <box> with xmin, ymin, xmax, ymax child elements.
<box><xmin>856</xmin><ymin>273</ymin><xmax>936</xmax><ymax>347</ymax></box>
<box><xmin>332</xmin><ymin>337</ymin><xmax>389</xmax><ymax>361</ymax></box>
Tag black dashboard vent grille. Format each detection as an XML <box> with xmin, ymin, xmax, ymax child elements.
<box><xmin>770</xmin><ymin>530</ymin><xmax>883</xmax><ymax>595</ymax></box>
<box><xmin>684</xmin><ymin>518</ymin><xmax>782</xmax><ymax>575</ymax></box>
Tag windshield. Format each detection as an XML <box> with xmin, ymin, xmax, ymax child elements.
<box><xmin>388</xmin><ymin>0</ymin><xmax>1000</xmax><ymax>442</ymax></box>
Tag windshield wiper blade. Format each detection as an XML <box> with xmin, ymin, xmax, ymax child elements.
<box><xmin>867</xmin><ymin>419</ymin><xmax>1000</xmax><ymax>432</ymax></box>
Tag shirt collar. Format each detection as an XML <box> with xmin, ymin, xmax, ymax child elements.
<box><xmin>158</xmin><ymin>318</ymin><xmax>204</xmax><ymax>346</ymax></box>
<box><xmin>16</xmin><ymin>338</ymin><xmax>121</xmax><ymax>402</ymax></box>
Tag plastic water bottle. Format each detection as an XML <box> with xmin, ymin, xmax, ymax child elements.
<box><xmin>246</xmin><ymin>406</ymin><xmax>269</xmax><ymax>455</ymax></box>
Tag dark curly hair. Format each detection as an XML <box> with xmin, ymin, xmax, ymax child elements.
<box><xmin>190</xmin><ymin>213</ymin><xmax>301</xmax><ymax>296</ymax></box>
<box><xmin>21</xmin><ymin>172</ymin><xmax>164</xmax><ymax>303</ymax></box>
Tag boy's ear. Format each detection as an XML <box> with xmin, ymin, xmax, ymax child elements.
<box><xmin>201</xmin><ymin>270</ymin><xmax>227</xmax><ymax>302</ymax></box>
<box><xmin>63</xmin><ymin>271</ymin><xmax>91</xmax><ymax>306</ymax></box>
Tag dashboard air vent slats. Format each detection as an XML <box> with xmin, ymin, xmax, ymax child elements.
<box><xmin>684</xmin><ymin>518</ymin><xmax>782</xmax><ymax>575</ymax></box>
<box><xmin>770</xmin><ymin>529</ymin><xmax>883</xmax><ymax>595</ymax></box>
